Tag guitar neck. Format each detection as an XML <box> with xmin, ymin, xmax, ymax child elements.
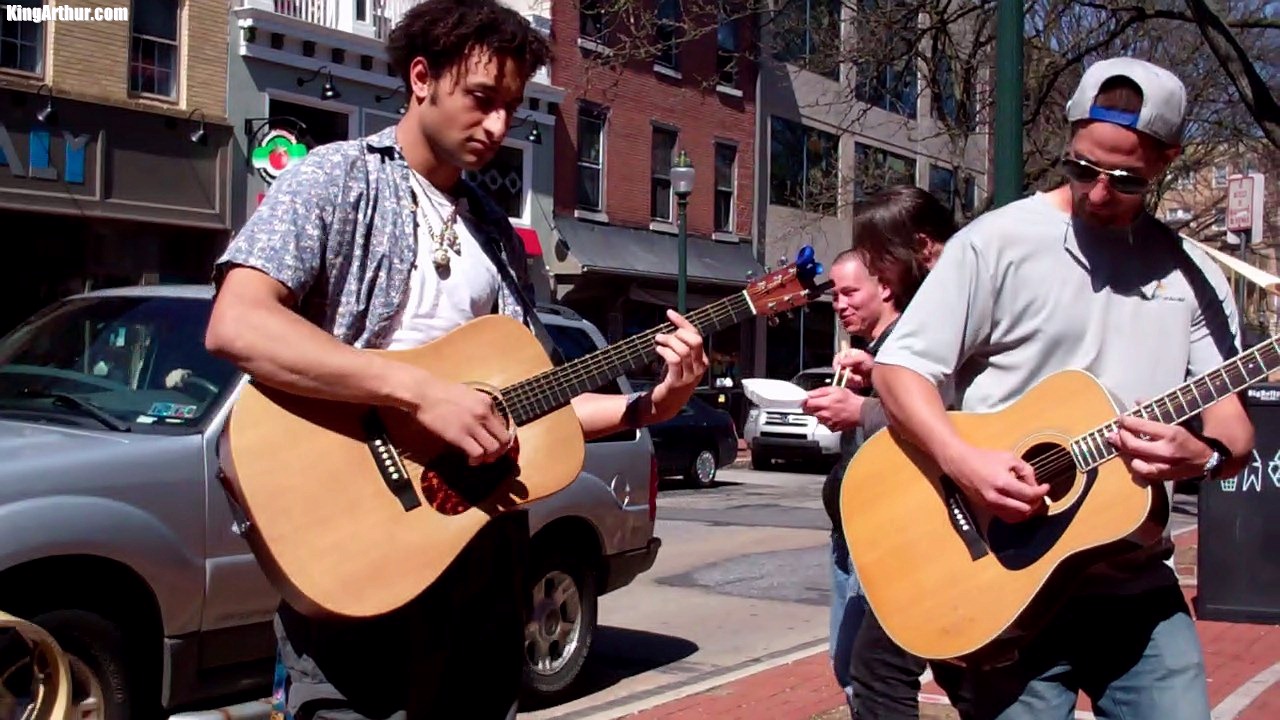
<box><xmin>1070</xmin><ymin>334</ymin><xmax>1280</xmax><ymax>469</ymax></box>
<box><xmin>501</xmin><ymin>292</ymin><xmax>757</xmax><ymax>426</ymax></box>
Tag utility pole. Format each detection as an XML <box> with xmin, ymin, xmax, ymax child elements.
<box><xmin>993</xmin><ymin>0</ymin><xmax>1024</xmax><ymax>208</ymax></box>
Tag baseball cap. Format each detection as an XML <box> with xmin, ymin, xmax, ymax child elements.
<box><xmin>1065</xmin><ymin>57</ymin><xmax>1187</xmax><ymax>146</ymax></box>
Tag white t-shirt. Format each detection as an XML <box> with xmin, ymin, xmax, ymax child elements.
<box><xmin>384</xmin><ymin>172</ymin><xmax>500</xmax><ymax>350</ymax></box>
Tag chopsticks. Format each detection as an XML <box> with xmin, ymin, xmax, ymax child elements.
<box><xmin>832</xmin><ymin>338</ymin><xmax>851</xmax><ymax>388</ymax></box>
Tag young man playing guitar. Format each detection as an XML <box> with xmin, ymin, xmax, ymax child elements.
<box><xmin>205</xmin><ymin>2</ymin><xmax>707</xmax><ymax>718</ymax></box>
<box><xmin>800</xmin><ymin>185</ymin><xmax>957</xmax><ymax>716</ymax></box>
<box><xmin>869</xmin><ymin>57</ymin><xmax>1254</xmax><ymax>719</ymax></box>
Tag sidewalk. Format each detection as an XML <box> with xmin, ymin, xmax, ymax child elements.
<box><xmin>619</xmin><ymin>528</ymin><xmax>1280</xmax><ymax>720</ymax></box>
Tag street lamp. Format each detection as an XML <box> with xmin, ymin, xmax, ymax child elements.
<box><xmin>671</xmin><ymin>149</ymin><xmax>695</xmax><ymax>314</ymax></box>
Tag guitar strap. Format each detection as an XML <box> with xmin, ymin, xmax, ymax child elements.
<box><xmin>457</xmin><ymin>181</ymin><xmax>566</xmax><ymax>367</ymax></box>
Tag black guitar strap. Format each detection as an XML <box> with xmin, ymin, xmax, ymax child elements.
<box><xmin>457</xmin><ymin>182</ymin><xmax>566</xmax><ymax>367</ymax></box>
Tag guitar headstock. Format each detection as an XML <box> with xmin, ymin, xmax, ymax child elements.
<box><xmin>746</xmin><ymin>245</ymin><xmax>832</xmax><ymax>320</ymax></box>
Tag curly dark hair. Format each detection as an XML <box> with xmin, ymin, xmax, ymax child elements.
<box><xmin>836</xmin><ymin>185</ymin><xmax>958</xmax><ymax>310</ymax></box>
<box><xmin>386</xmin><ymin>0</ymin><xmax>553</xmax><ymax>89</ymax></box>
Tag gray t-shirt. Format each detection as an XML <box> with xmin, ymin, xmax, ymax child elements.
<box><xmin>875</xmin><ymin>192</ymin><xmax>1240</xmax><ymax>595</ymax></box>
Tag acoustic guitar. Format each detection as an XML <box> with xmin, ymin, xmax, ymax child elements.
<box><xmin>220</xmin><ymin>247</ymin><xmax>831</xmax><ymax>620</ymax></box>
<box><xmin>839</xmin><ymin>333</ymin><xmax>1278</xmax><ymax>666</ymax></box>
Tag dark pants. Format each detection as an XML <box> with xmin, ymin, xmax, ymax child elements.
<box><xmin>930</xmin><ymin>584</ymin><xmax>1208</xmax><ymax>720</ymax></box>
<box><xmin>849</xmin><ymin>607</ymin><xmax>928</xmax><ymax>719</ymax></box>
<box><xmin>271</xmin><ymin>511</ymin><xmax>530</xmax><ymax>720</ymax></box>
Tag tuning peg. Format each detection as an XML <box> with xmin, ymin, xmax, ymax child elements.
<box><xmin>777</xmin><ymin>255</ymin><xmax>787</xmax><ymax>268</ymax></box>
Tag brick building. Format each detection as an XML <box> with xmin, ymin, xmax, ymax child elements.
<box><xmin>0</xmin><ymin>0</ymin><xmax>234</xmax><ymax>334</ymax></box>
<box><xmin>543</xmin><ymin>0</ymin><xmax>765</xmax><ymax>402</ymax></box>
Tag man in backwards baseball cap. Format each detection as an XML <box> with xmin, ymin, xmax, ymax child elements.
<box><xmin>1058</xmin><ymin>56</ymin><xmax>1188</xmax><ymax>226</ymax></box>
<box><xmin>866</xmin><ymin>55</ymin><xmax>1253</xmax><ymax>720</ymax></box>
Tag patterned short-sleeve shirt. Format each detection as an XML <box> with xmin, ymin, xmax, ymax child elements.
<box><xmin>214</xmin><ymin>126</ymin><xmax>536</xmax><ymax>348</ymax></box>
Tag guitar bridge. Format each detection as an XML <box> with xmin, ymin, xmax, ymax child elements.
<box><xmin>941</xmin><ymin>477</ymin><xmax>989</xmax><ymax>561</ymax></box>
<box><xmin>362</xmin><ymin>411</ymin><xmax>421</xmax><ymax>511</ymax></box>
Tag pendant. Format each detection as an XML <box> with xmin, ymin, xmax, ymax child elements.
<box><xmin>433</xmin><ymin>245</ymin><xmax>451</xmax><ymax>269</ymax></box>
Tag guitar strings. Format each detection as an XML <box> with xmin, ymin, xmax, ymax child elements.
<box><xmin>1022</xmin><ymin>342</ymin><xmax>1280</xmax><ymax>482</ymax></box>
<box><xmin>502</xmin><ymin>294</ymin><xmax>748</xmax><ymax>416</ymax></box>
<box><xmin>499</xmin><ymin>292</ymin><xmax>756</xmax><ymax>422</ymax></box>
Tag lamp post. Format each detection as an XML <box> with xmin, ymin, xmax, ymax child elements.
<box><xmin>671</xmin><ymin>149</ymin><xmax>696</xmax><ymax>314</ymax></box>
<box><xmin>993</xmin><ymin>0</ymin><xmax>1024</xmax><ymax>208</ymax></box>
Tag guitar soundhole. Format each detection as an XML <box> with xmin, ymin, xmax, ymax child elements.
<box><xmin>1022</xmin><ymin>441</ymin><xmax>1077</xmax><ymax>503</ymax></box>
<box><xmin>418</xmin><ymin>436</ymin><xmax>521</xmax><ymax>515</ymax></box>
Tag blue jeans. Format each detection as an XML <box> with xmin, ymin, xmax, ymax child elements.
<box><xmin>830</xmin><ymin>531</ymin><xmax>868</xmax><ymax>701</ymax></box>
<box><xmin>932</xmin><ymin>584</ymin><xmax>1210</xmax><ymax>720</ymax></box>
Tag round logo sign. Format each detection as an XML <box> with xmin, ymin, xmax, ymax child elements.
<box><xmin>251</xmin><ymin>128</ymin><xmax>309</xmax><ymax>185</ymax></box>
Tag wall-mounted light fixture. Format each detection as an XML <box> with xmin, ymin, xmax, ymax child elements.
<box><xmin>510</xmin><ymin>116</ymin><xmax>542</xmax><ymax>145</ymax></box>
<box><xmin>296</xmin><ymin>66</ymin><xmax>340</xmax><ymax>101</ymax></box>
<box><xmin>375</xmin><ymin>84</ymin><xmax>407</xmax><ymax>115</ymax></box>
<box><xmin>34</xmin><ymin>84</ymin><xmax>57</xmax><ymax>125</ymax></box>
<box><xmin>187</xmin><ymin>108</ymin><xmax>207</xmax><ymax>144</ymax></box>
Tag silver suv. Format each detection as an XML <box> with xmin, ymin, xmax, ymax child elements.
<box><xmin>0</xmin><ymin>285</ymin><xmax>659</xmax><ymax>718</ymax></box>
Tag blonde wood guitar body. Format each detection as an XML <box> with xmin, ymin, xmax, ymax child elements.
<box><xmin>217</xmin><ymin>246</ymin><xmax>834</xmax><ymax>620</ymax></box>
<box><xmin>221</xmin><ymin>314</ymin><xmax>586</xmax><ymax>620</ymax></box>
<box><xmin>840</xmin><ymin>369</ymin><xmax>1171</xmax><ymax>665</ymax></box>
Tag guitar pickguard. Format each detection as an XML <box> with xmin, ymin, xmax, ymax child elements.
<box><xmin>986</xmin><ymin>468</ymin><xmax>1097</xmax><ymax>571</ymax></box>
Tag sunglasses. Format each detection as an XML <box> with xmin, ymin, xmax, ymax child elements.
<box><xmin>1059</xmin><ymin>157</ymin><xmax>1151</xmax><ymax>195</ymax></box>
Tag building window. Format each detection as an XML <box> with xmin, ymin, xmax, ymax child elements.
<box><xmin>716</xmin><ymin>5</ymin><xmax>738</xmax><ymax>88</ymax></box>
<box><xmin>580</xmin><ymin>0</ymin><xmax>606</xmax><ymax>41</ymax></box>
<box><xmin>130</xmin><ymin>0</ymin><xmax>180</xmax><ymax>98</ymax></box>
<box><xmin>577</xmin><ymin>106</ymin><xmax>606</xmax><ymax>212</ymax></box>
<box><xmin>928</xmin><ymin>165</ymin><xmax>955</xmax><ymax>210</ymax></box>
<box><xmin>855</xmin><ymin>0</ymin><xmax>918</xmax><ymax>119</ymax></box>
<box><xmin>0</xmin><ymin>0</ymin><xmax>42</xmax><ymax>74</ymax></box>
<box><xmin>655</xmin><ymin>0</ymin><xmax>681</xmax><ymax>70</ymax></box>
<box><xmin>770</xmin><ymin>116</ymin><xmax>839</xmax><ymax>216</ymax></box>
<box><xmin>1212</xmin><ymin>165</ymin><xmax>1229</xmax><ymax>188</ymax></box>
<box><xmin>715</xmin><ymin>142</ymin><xmax>737</xmax><ymax>233</ymax></box>
<box><xmin>651</xmin><ymin>127</ymin><xmax>678</xmax><ymax>222</ymax></box>
<box><xmin>773</xmin><ymin>0</ymin><xmax>841</xmax><ymax>81</ymax></box>
<box><xmin>853</xmin><ymin>143</ymin><xmax>916</xmax><ymax>201</ymax></box>
<box><xmin>962</xmin><ymin>175</ymin><xmax>976</xmax><ymax>216</ymax></box>
<box><xmin>465</xmin><ymin>144</ymin><xmax>529</xmax><ymax>225</ymax></box>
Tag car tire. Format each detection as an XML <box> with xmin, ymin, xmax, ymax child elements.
<box><xmin>0</xmin><ymin>608</ymin><xmax>142</xmax><ymax>720</ymax></box>
<box><xmin>521</xmin><ymin>544</ymin><xmax>598</xmax><ymax>705</ymax></box>
<box><xmin>751</xmin><ymin>450</ymin><xmax>770</xmax><ymax>470</ymax></box>
<box><xmin>685</xmin><ymin>448</ymin><xmax>718</xmax><ymax>488</ymax></box>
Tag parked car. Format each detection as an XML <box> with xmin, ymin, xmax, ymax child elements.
<box><xmin>741</xmin><ymin>367</ymin><xmax>842</xmax><ymax>470</ymax></box>
<box><xmin>0</xmin><ymin>286</ymin><xmax>659</xmax><ymax>717</ymax></box>
<box><xmin>629</xmin><ymin>380</ymin><xmax>738</xmax><ymax>487</ymax></box>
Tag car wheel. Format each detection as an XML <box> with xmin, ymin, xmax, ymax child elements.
<box><xmin>751</xmin><ymin>450</ymin><xmax>770</xmax><ymax>470</ymax></box>
<box><xmin>685</xmin><ymin>448</ymin><xmax>718</xmax><ymax>488</ymax></box>
<box><xmin>0</xmin><ymin>609</ymin><xmax>138</xmax><ymax>720</ymax></box>
<box><xmin>522</xmin><ymin>546</ymin><xmax>598</xmax><ymax>704</ymax></box>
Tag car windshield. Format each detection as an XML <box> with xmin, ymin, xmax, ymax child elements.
<box><xmin>0</xmin><ymin>295</ymin><xmax>238</xmax><ymax>432</ymax></box>
<box><xmin>792</xmin><ymin>371</ymin><xmax>834</xmax><ymax>391</ymax></box>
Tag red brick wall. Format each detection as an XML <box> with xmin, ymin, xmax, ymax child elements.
<box><xmin>549</xmin><ymin>2</ymin><xmax>757</xmax><ymax>240</ymax></box>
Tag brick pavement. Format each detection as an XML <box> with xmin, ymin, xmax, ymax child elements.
<box><xmin>620</xmin><ymin>528</ymin><xmax>1280</xmax><ymax>720</ymax></box>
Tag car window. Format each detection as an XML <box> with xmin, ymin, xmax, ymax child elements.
<box><xmin>542</xmin><ymin>321</ymin><xmax>624</xmax><ymax>395</ymax></box>
<box><xmin>0</xmin><ymin>295</ymin><xmax>237</xmax><ymax>433</ymax></box>
<box><xmin>541</xmin><ymin>319</ymin><xmax>636</xmax><ymax>444</ymax></box>
<box><xmin>792</xmin><ymin>371</ymin><xmax>834</xmax><ymax>391</ymax></box>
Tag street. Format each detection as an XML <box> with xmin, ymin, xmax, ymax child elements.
<box><xmin>519</xmin><ymin>464</ymin><xmax>1202</xmax><ymax>719</ymax></box>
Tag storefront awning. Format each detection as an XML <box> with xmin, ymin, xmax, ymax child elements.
<box><xmin>515</xmin><ymin>226</ymin><xmax>542</xmax><ymax>257</ymax></box>
<box><xmin>556</xmin><ymin>217</ymin><xmax>764</xmax><ymax>286</ymax></box>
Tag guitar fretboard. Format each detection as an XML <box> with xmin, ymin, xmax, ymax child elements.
<box><xmin>1069</xmin><ymin>335</ymin><xmax>1280</xmax><ymax>469</ymax></box>
<box><xmin>499</xmin><ymin>292</ymin><xmax>757</xmax><ymax>426</ymax></box>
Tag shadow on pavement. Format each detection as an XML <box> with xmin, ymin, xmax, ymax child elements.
<box><xmin>519</xmin><ymin>626</ymin><xmax>698</xmax><ymax>711</ymax></box>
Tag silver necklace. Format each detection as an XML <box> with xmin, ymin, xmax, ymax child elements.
<box><xmin>409</xmin><ymin>172</ymin><xmax>461</xmax><ymax>270</ymax></box>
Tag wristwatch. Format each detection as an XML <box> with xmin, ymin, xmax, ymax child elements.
<box><xmin>1199</xmin><ymin>434</ymin><xmax>1231</xmax><ymax>480</ymax></box>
